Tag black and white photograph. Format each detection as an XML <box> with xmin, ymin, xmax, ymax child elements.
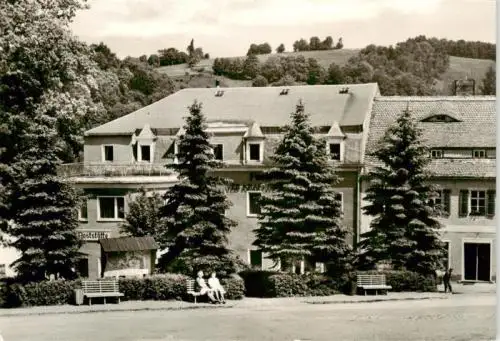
<box><xmin>0</xmin><ymin>0</ymin><xmax>496</xmax><ymax>340</ymax></box>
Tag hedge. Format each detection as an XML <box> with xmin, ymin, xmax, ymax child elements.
<box><xmin>359</xmin><ymin>270</ymin><xmax>437</xmax><ymax>292</ymax></box>
<box><xmin>0</xmin><ymin>273</ymin><xmax>245</xmax><ymax>308</ymax></box>
<box><xmin>240</xmin><ymin>270</ymin><xmax>338</xmax><ymax>298</ymax></box>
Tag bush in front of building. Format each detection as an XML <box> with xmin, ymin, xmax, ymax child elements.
<box><xmin>239</xmin><ymin>270</ymin><xmax>338</xmax><ymax>298</ymax></box>
<box><xmin>0</xmin><ymin>279</ymin><xmax>81</xmax><ymax>308</ymax></box>
<box><xmin>118</xmin><ymin>273</ymin><xmax>189</xmax><ymax>301</ymax></box>
<box><xmin>220</xmin><ymin>274</ymin><xmax>245</xmax><ymax>300</ymax></box>
<box><xmin>360</xmin><ymin>270</ymin><xmax>438</xmax><ymax>292</ymax></box>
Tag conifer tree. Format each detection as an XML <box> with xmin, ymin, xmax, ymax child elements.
<box><xmin>5</xmin><ymin>115</ymin><xmax>82</xmax><ymax>281</ymax></box>
<box><xmin>158</xmin><ymin>101</ymin><xmax>237</xmax><ymax>277</ymax></box>
<box><xmin>358</xmin><ymin>106</ymin><xmax>445</xmax><ymax>275</ymax></box>
<box><xmin>254</xmin><ymin>101</ymin><xmax>351</xmax><ymax>274</ymax></box>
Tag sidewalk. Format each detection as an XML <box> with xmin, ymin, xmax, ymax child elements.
<box><xmin>0</xmin><ymin>292</ymin><xmax>453</xmax><ymax>317</ymax></box>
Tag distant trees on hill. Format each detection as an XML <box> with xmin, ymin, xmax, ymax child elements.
<box><xmin>145</xmin><ymin>39</ymin><xmax>210</xmax><ymax>67</ymax></box>
<box><xmin>247</xmin><ymin>42</ymin><xmax>273</xmax><ymax>56</ymax></box>
<box><xmin>429</xmin><ymin>37</ymin><xmax>495</xmax><ymax>60</ymax></box>
<box><xmin>293</xmin><ymin>36</ymin><xmax>343</xmax><ymax>52</ymax></box>
<box><xmin>213</xmin><ymin>36</ymin><xmax>455</xmax><ymax>96</ymax></box>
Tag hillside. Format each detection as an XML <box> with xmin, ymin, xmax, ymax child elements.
<box><xmin>158</xmin><ymin>49</ymin><xmax>495</xmax><ymax>95</ymax></box>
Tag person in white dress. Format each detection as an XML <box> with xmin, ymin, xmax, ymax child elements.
<box><xmin>208</xmin><ymin>272</ymin><xmax>226</xmax><ymax>304</ymax></box>
<box><xmin>195</xmin><ymin>271</ymin><xmax>217</xmax><ymax>303</ymax></box>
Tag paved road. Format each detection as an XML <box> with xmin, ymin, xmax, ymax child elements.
<box><xmin>0</xmin><ymin>294</ymin><xmax>495</xmax><ymax>341</ymax></box>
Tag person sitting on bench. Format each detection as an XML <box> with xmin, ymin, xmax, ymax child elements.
<box><xmin>196</xmin><ymin>271</ymin><xmax>218</xmax><ymax>303</ymax></box>
<box><xmin>208</xmin><ymin>272</ymin><xmax>226</xmax><ymax>304</ymax></box>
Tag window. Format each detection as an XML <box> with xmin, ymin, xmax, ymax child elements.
<box><xmin>249</xmin><ymin>143</ymin><xmax>261</xmax><ymax>162</ymax></box>
<box><xmin>335</xmin><ymin>192</ymin><xmax>344</xmax><ymax>213</ymax></box>
<box><xmin>139</xmin><ymin>145</ymin><xmax>151</xmax><ymax>162</ymax></box>
<box><xmin>470</xmin><ymin>190</ymin><xmax>486</xmax><ymax>215</ymax></box>
<box><xmin>329</xmin><ymin>143</ymin><xmax>341</xmax><ymax>161</ymax></box>
<box><xmin>431</xmin><ymin>150</ymin><xmax>443</xmax><ymax>158</ymax></box>
<box><xmin>249</xmin><ymin>250</ymin><xmax>263</xmax><ymax>269</ymax></box>
<box><xmin>247</xmin><ymin>191</ymin><xmax>262</xmax><ymax>216</ymax></box>
<box><xmin>212</xmin><ymin>144</ymin><xmax>223</xmax><ymax>161</ymax></box>
<box><xmin>429</xmin><ymin>189</ymin><xmax>451</xmax><ymax>216</ymax></box>
<box><xmin>78</xmin><ymin>200</ymin><xmax>88</xmax><ymax>221</ymax></box>
<box><xmin>103</xmin><ymin>145</ymin><xmax>114</xmax><ymax>162</ymax></box>
<box><xmin>98</xmin><ymin>197</ymin><xmax>125</xmax><ymax>220</ymax></box>
<box><xmin>473</xmin><ymin>150</ymin><xmax>486</xmax><ymax>158</ymax></box>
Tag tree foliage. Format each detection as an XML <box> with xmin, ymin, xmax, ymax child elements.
<box><xmin>157</xmin><ymin>102</ymin><xmax>238</xmax><ymax>277</ymax></box>
<box><xmin>479</xmin><ymin>65</ymin><xmax>495</xmax><ymax>95</ymax></box>
<box><xmin>357</xmin><ymin>107</ymin><xmax>445</xmax><ymax>275</ymax></box>
<box><xmin>276</xmin><ymin>44</ymin><xmax>286</xmax><ymax>53</ymax></box>
<box><xmin>0</xmin><ymin>0</ymin><xmax>91</xmax><ymax>281</ymax></box>
<box><xmin>121</xmin><ymin>188</ymin><xmax>165</xmax><ymax>241</ymax></box>
<box><xmin>293</xmin><ymin>36</ymin><xmax>342</xmax><ymax>52</ymax></box>
<box><xmin>247</xmin><ymin>43</ymin><xmax>272</xmax><ymax>56</ymax></box>
<box><xmin>254</xmin><ymin>102</ymin><xmax>351</xmax><ymax>274</ymax></box>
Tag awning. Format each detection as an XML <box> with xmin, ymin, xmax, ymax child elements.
<box><xmin>100</xmin><ymin>236</ymin><xmax>159</xmax><ymax>252</ymax></box>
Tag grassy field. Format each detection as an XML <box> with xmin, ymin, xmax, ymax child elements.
<box><xmin>159</xmin><ymin>49</ymin><xmax>495</xmax><ymax>94</ymax></box>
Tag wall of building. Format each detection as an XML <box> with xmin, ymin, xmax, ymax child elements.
<box><xmin>359</xmin><ymin>178</ymin><xmax>496</xmax><ymax>281</ymax></box>
<box><xmin>224</xmin><ymin>170</ymin><xmax>358</xmax><ymax>268</ymax></box>
<box><xmin>84</xmin><ymin>131</ymin><xmax>364</xmax><ymax>166</ymax></box>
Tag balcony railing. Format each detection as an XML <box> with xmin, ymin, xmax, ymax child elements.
<box><xmin>58</xmin><ymin>163</ymin><xmax>174</xmax><ymax>177</ymax></box>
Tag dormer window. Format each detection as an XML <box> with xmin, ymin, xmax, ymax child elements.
<box><xmin>431</xmin><ymin>149</ymin><xmax>443</xmax><ymax>159</ymax></box>
<box><xmin>135</xmin><ymin>124</ymin><xmax>156</xmax><ymax>163</ymax></box>
<box><xmin>329</xmin><ymin>143</ymin><xmax>341</xmax><ymax>161</ymax></box>
<box><xmin>139</xmin><ymin>145</ymin><xmax>152</xmax><ymax>162</ymax></box>
<box><xmin>473</xmin><ymin>149</ymin><xmax>486</xmax><ymax>158</ymax></box>
<box><xmin>325</xmin><ymin>121</ymin><xmax>345</xmax><ymax>162</ymax></box>
<box><xmin>249</xmin><ymin>143</ymin><xmax>261</xmax><ymax>161</ymax></box>
<box><xmin>244</xmin><ymin>122</ymin><xmax>265</xmax><ymax>164</ymax></box>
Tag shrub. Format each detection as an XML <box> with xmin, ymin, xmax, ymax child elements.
<box><xmin>221</xmin><ymin>274</ymin><xmax>245</xmax><ymax>300</ymax></box>
<box><xmin>240</xmin><ymin>270</ymin><xmax>338</xmax><ymax>297</ymax></box>
<box><xmin>240</xmin><ymin>270</ymin><xmax>279</xmax><ymax>297</ymax></box>
<box><xmin>119</xmin><ymin>273</ymin><xmax>189</xmax><ymax>301</ymax></box>
<box><xmin>1</xmin><ymin>279</ymin><xmax>81</xmax><ymax>308</ymax></box>
<box><xmin>360</xmin><ymin>270</ymin><xmax>437</xmax><ymax>292</ymax></box>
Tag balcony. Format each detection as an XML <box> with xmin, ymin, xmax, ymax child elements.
<box><xmin>58</xmin><ymin>163</ymin><xmax>174</xmax><ymax>177</ymax></box>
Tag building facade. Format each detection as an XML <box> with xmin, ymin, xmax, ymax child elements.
<box><xmin>361</xmin><ymin>96</ymin><xmax>496</xmax><ymax>282</ymax></box>
<box><xmin>61</xmin><ymin>84</ymin><xmax>380</xmax><ymax>278</ymax></box>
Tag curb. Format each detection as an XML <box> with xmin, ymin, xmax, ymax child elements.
<box><xmin>0</xmin><ymin>303</ymin><xmax>235</xmax><ymax>318</ymax></box>
<box><xmin>304</xmin><ymin>296</ymin><xmax>450</xmax><ymax>305</ymax></box>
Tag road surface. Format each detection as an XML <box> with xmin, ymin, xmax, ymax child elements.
<box><xmin>0</xmin><ymin>293</ymin><xmax>495</xmax><ymax>341</ymax></box>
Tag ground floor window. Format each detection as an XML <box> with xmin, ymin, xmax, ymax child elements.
<box><xmin>249</xmin><ymin>249</ymin><xmax>263</xmax><ymax>269</ymax></box>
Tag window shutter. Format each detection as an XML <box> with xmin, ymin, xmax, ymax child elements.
<box><xmin>458</xmin><ymin>190</ymin><xmax>469</xmax><ymax>217</ymax></box>
<box><xmin>487</xmin><ymin>190</ymin><xmax>495</xmax><ymax>217</ymax></box>
<box><xmin>443</xmin><ymin>189</ymin><xmax>451</xmax><ymax>216</ymax></box>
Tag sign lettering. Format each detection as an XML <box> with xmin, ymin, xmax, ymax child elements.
<box><xmin>77</xmin><ymin>230</ymin><xmax>111</xmax><ymax>241</ymax></box>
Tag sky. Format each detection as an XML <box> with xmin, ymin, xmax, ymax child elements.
<box><xmin>71</xmin><ymin>0</ymin><xmax>496</xmax><ymax>59</ymax></box>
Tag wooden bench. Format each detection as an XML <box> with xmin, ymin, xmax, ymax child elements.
<box><xmin>186</xmin><ymin>279</ymin><xmax>202</xmax><ymax>303</ymax></box>
<box><xmin>82</xmin><ymin>279</ymin><xmax>124</xmax><ymax>306</ymax></box>
<box><xmin>356</xmin><ymin>274</ymin><xmax>392</xmax><ymax>296</ymax></box>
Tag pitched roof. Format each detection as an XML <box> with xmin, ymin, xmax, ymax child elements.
<box><xmin>85</xmin><ymin>84</ymin><xmax>380</xmax><ymax>136</ymax></box>
<box><xmin>368</xmin><ymin>97</ymin><xmax>496</xmax><ymax>148</ymax></box>
<box><xmin>100</xmin><ymin>236</ymin><xmax>159</xmax><ymax>252</ymax></box>
<box><xmin>366</xmin><ymin>96</ymin><xmax>496</xmax><ymax>178</ymax></box>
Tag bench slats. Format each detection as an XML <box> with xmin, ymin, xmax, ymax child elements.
<box><xmin>356</xmin><ymin>274</ymin><xmax>392</xmax><ymax>294</ymax></box>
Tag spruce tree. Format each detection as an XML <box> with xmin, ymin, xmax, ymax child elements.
<box><xmin>254</xmin><ymin>101</ymin><xmax>351</xmax><ymax>274</ymax></box>
<box><xmin>158</xmin><ymin>101</ymin><xmax>237</xmax><ymax>277</ymax></box>
<box><xmin>358</xmin><ymin>106</ymin><xmax>445</xmax><ymax>275</ymax></box>
<box><xmin>6</xmin><ymin>116</ymin><xmax>82</xmax><ymax>281</ymax></box>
